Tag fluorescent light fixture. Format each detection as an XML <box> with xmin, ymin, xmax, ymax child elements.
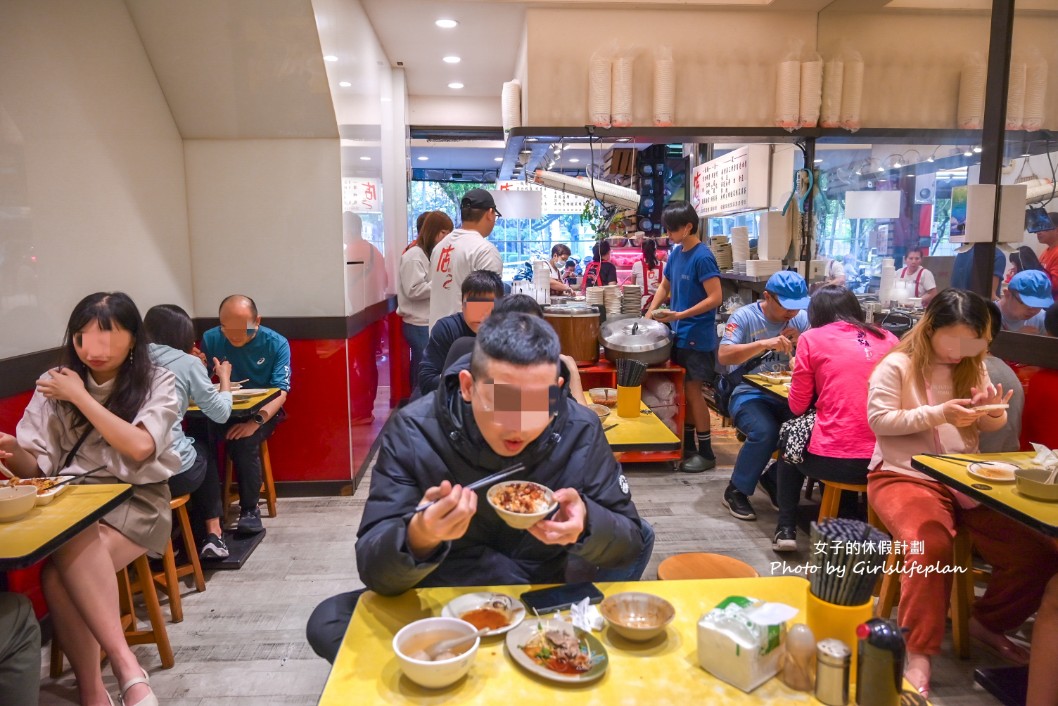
<box><xmin>534</xmin><ymin>170</ymin><xmax>640</xmax><ymax>210</ymax></box>
<box><xmin>417</xmin><ymin>156</ymin><xmax>429</xmax><ymax>161</ymax></box>
<box><xmin>448</xmin><ymin>82</ymin><xmax>464</xmax><ymax>89</ymax></box>
<box><xmin>443</xmin><ymin>56</ymin><xmax>461</xmax><ymax>64</ymax></box>
<box><xmin>338</xmin><ymin>81</ymin><xmax>351</xmax><ymax>87</ymax></box>
<box><xmin>324</xmin><ymin>55</ymin><xmax>338</xmax><ymax>62</ymax></box>
<box><xmin>435</xmin><ymin>19</ymin><xmax>458</xmax><ymax>28</ymax></box>
<box><xmin>494</xmin><ymin>157</ymin><xmax>503</xmax><ymax>162</ymax></box>
<box><xmin>359</xmin><ymin>156</ymin><xmax>371</xmax><ymax>161</ymax></box>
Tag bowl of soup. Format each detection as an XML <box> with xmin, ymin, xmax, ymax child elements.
<box><xmin>393</xmin><ymin>617</ymin><xmax>480</xmax><ymax>689</ymax></box>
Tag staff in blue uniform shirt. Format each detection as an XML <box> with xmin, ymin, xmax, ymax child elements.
<box><xmin>201</xmin><ymin>294</ymin><xmax>291</xmax><ymax>535</ymax></box>
<box><xmin>646</xmin><ymin>201</ymin><xmax>722</xmax><ymax>474</ymax></box>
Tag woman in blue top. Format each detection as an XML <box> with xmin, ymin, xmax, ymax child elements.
<box><xmin>144</xmin><ymin>304</ymin><xmax>234</xmax><ymax>560</ymax></box>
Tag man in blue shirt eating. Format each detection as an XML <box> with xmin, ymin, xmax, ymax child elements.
<box><xmin>646</xmin><ymin>201</ymin><xmax>722</xmax><ymax>473</ymax></box>
<box><xmin>202</xmin><ymin>295</ymin><xmax>291</xmax><ymax>535</ymax></box>
<box><xmin>717</xmin><ymin>272</ymin><xmax>810</xmax><ymax>520</ymax></box>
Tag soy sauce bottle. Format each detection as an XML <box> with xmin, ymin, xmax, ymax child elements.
<box><xmin>855</xmin><ymin>618</ymin><xmax>905</xmax><ymax>706</ymax></box>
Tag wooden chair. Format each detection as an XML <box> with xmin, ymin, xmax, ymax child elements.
<box><xmin>146</xmin><ymin>494</ymin><xmax>206</xmax><ymax>623</ymax></box>
<box><xmin>657</xmin><ymin>553</ymin><xmax>759</xmax><ymax>581</ymax></box>
<box><xmin>222</xmin><ymin>439</ymin><xmax>277</xmax><ymax>518</ymax></box>
<box><xmin>816</xmin><ymin>481</ymin><xmax>868</xmax><ymax>522</ymax></box>
<box><xmin>872</xmin><ymin>513</ymin><xmax>975</xmax><ymax>660</ymax></box>
<box><xmin>51</xmin><ymin>554</ymin><xmax>175</xmax><ymax>677</ymax></box>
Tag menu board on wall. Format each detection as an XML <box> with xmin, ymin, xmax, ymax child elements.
<box><xmin>342</xmin><ymin>177</ymin><xmax>382</xmax><ymax>213</ymax></box>
<box><xmin>692</xmin><ymin>145</ymin><xmax>770</xmax><ymax>217</ymax></box>
<box><xmin>497</xmin><ymin>180</ymin><xmax>589</xmax><ymax>215</ymax></box>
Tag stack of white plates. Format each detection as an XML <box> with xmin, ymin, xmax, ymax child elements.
<box><xmin>653</xmin><ymin>56</ymin><xmax>675</xmax><ymax>127</ymax></box>
<box><xmin>713</xmin><ymin>243</ymin><xmax>733</xmax><ymax>270</ymax></box>
<box><xmin>731</xmin><ymin>227</ymin><xmax>751</xmax><ymax>264</ymax></box>
<box><xmin>621</xmin><ymin>284</ymin><xmax>642</xmax><ymax>314</ymax></box>
<box><xmin>879</xmin><ymin>263</ymin><xmax>896</xmax><ymax>304</ymax></box>
<box><xmin>586</xmin><ymin>286</ymin><xmax>606</xmax><ymax>308</ymax></box>
<box><xmin>604</xmin><ymin>285</ymin><xmax>622</xmax><ymax>316</ymax></box>
<box><xmin>589</xmin><ymin>54</ymin><xmax>611</xmax><ymax>127</ymax></box>
<box><xmin>746</xmin><ymin>259</ymin><xmax>782</xmax><ymax>278</ymax></box>
<box><xmin>733</xmin><ymin>262</ymin><xmax>747</xmax><ymax>275</ymax></box>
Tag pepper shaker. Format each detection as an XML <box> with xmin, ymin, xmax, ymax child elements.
<box><xmin>815</xmin><ymin>638</ymin><xmax>851</xmax><ymax>706</ymax></box>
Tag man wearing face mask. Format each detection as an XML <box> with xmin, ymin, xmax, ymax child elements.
<box><xmin>541</xmin><ymin>244</ymin><xmax>574</xmax><ymax>296</ymax></box>
<box><xmin>305</xmin><ymin>313</ymin><xmax>650</xmax><ymax>663</ymax></box>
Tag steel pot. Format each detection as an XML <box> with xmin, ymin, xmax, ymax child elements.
<box><xmin>600</xmin><ymin>316</ymin><xmax>673</xmax><ymax>365</ymax></box>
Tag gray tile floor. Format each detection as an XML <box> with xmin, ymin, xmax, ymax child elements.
<box><xmin>38</xmin><ymin>429</ymin><xmax>1016</xmax><ymax>704</ymax></box>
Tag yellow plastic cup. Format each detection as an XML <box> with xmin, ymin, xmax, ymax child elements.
<box><xmin>804</xmin><ymin>591</ymin><xmax>874</xmax><ymax>682</ymax></box>
<box><xmin>616</xmin><ymin>385</ymin><xmax>641</xmax><ymax>418</ymax></box>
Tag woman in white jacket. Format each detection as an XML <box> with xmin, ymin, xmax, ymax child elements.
<box><xmin>398</xmin><ymin>211</ymin><xmax>452</xmax><ymax>391</ymax></box>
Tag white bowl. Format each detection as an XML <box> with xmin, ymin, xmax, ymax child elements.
<box><xmin>487</xmin><ymin>481</ymin><xmax>558</xmax><ymax>530</ymax></box>
<box><xmin>393</xmin><ymin>617</ymin><xmax>480</xmax><ymax>689</ymax></box>
<box><xmin>0</xmin><ymin>486</ymin><xmax>38</xmax><ymax>523</ymax></box>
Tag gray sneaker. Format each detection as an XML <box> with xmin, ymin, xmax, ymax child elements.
<box><xmin>199</xmin><ymin>533</ymin><xmax>230</xmax><ymax>560</ymax></box>
<box><xmin>237</xmin><ymin>507</ymin><xmax>264</xmax><ymax>535</ymax></box>
<box><xmin>679</xmin><ymin>453</ymin><xmax>716</xmax><ymax>473</ymax></box>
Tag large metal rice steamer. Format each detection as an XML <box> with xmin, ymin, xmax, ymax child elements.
<box><xmin>600</xmin><ymin>317</ymin><xmax>673</xmax><ymax>365</ymax></box>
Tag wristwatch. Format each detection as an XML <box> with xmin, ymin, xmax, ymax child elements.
<box><xmin>252</xmin><ymin>412</ymin><xmax>267</xmax><ymax>425</ymax></box>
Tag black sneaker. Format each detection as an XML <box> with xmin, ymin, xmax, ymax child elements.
<box><xmin>237</xmin><ymin>507</ymin><xmax>264</xmax><ymax>535</ymax></box>
<box><xmin>679</xmin><ymin>453</ymin><xmax>717</xmax><ymax>473</ymax></box>
<box><xmin>200</xmin><ymin>533</ymin><xmax>230</xmax><ymax>560</ymax></box>
<box><xmin>758</xmin><ymin>463</ymin><xmax>780</xmax><ymax>511</ymax></box>
<box><xmin>722</xmin><ymin>483</ymin><xmax>757</xmax><ymax>521</ymax></box>
<box><xmin>772</xmin><ymin>525</ymin><xmax>797</xmax><ymax>552</ymax></box>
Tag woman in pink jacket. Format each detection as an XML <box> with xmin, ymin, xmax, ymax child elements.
<box><xmin>866</xmin><ymin>289</ymin><xmax>1058</xmax><ymax>698</ymax></box>
<box><xmin>773</xmin><ymin>286</ymin><xmax>898</xmax><ymax>551</ymax></box>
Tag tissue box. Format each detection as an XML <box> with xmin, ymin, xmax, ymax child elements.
<box><xmin>697</xmin><ymin>596</ymin><xmax>796</xmax><ymax>693</ymax></box>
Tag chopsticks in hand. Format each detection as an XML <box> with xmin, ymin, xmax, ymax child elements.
<box><xmin>412</xmin><ymin>463</ymin><xmax>526</xmax><ymax>514</ymax></box>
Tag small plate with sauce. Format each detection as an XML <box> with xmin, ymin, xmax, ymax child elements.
<box><xmin>441</xmin><ymin>592</ymin><xmax>526</xmax><ymax>637</ymax></box>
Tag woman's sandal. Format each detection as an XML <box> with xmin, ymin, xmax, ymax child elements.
<box><xmin>118</xmin><ymin>669</ymin><xmax>158</xmax><ymax>706</ymax></box>
<box><xmin>970</xmin><ymin>635</ymin><xmax>1031</xmax><ymax>666</ymax></box>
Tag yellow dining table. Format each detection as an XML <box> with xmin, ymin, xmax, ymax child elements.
<box><xmin>583</xmin><ymin>393</ymin><xmax>680</xmax><ymax>453</ymax></box>
<box><xmin>186</xmin><ymin>387</ymin><xmax>280</xmax><ymax>419</ymax></box>
<box><xmin>744</xmin><ymin>374</ymin><xmax>791</xmax><ymax>400</ymax></box>
<box><xmin>319</xmin><ymin>576</ymin><xmax>915</xmax><ymax>705</ymax></box>
<box><xmin>0</xmin><ymin>483</ymin><xmax>133</xmax><ymax>570</ymax></box>
<box><xmin>911</xmin><ymin>452</ymin><xmax>1058</xmax><ymax>537</ymax></box>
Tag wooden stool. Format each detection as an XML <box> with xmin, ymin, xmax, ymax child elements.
<box><xmin>223</xmin><ymin>439</ymin><xmax>277</xmax><ymax>518</ymax></box>
<box><xmin>873</xmin><ymin>517</ymin><xmax>974</xmax><ymax>660</ymax></box>
<box><xmin>149</xmin><ymin>494</ymin><xmax>206</xmax><ymax>622</ymax></box>
<box><xmin>816</xmin><ymin>481</ymin><xmax>868</xmax><ymax>522</ymax></box>
<box><xmin>50</xmin><ymin>554</ymin><xmax>175</xmax><ymax>677</ymax></box>
<box><xmin>657</xmin><ymin>553</ymin><xmax>759</xmax><ymax>581</ymax></box>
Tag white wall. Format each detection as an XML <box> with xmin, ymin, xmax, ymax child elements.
<box><xmin>0</xmin><ymin>0</ymin><xmax>192</xmax><ymax>359</ymax></box>
<box><xmin>408</xmin><ymin>97</ymin><xmax>501</xmax><ymax>127</ymax></box>
<box><xmin>525</xmin><ymin>8</ymin><xmax>818</xmax><ymax>127</ymax></box>
<box><xmin>184</xmin><ymin>139</ymin><xmax>345</xmax><ymax>317</ymax></box>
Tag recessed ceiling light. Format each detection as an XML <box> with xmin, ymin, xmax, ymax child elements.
<box><xmin>448</xmin><ymin>82</ymin><xmax>464</xmax><ymax>89</ymax></box>
<box><xmin>973</xmin><ymin>146</ymin><xmax>983</xmax><ymax>153</ymax></box>
<box><xmin>360</xmin><ymin>156</ymin><xmax>371</xmax><ymax>161</ymax></box>
<box><xmin>435</xmin><ymin>19</ymin><xmax>458</xmax><ymax>28</ymax></box>
<box><xmin>494</xmin><ymin>157</ymin><xmax>503</xmax><ymax>162</ymax></box>
<box><xmin>443</xmin><ymin>56</ymin><xmax>461</xmax><ymax>64</ymax></box>
<box><xmin>813</xmin><ymin>158</ymin><xmax>822</xmax><ymax>163</ymax></box>
<box><xmin>964</xmin><ymin>149</ymin><xmax>973</xmax><ymax>157</ymax></box>
<box><xmin>569</xmin><ymin>158</ymin><xmax>580</xmax><ymax>163</ymax></box>
<box><xmin>417</xmin><ymin>156</ymin><xmax>429</xmax><ymax>161</ymax></box>
<box><xmin>324</xmin><ymin>55</ymin><xmax>338</xmax><ymax>62</ymax></box>
<box><xmin>338</xmin><ymin>81</ymin><xmax>351</xmax><ymax>88</ymax></box>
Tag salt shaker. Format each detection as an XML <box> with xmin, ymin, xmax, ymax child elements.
<box><xmin>815</xmin><ymin>638</ymin><xmax>851</xmax><ymax>706</ymax></box>
<box><xmin>781</xmin><ymin>623</ymin><xmax>815</xmax><ymax>692</ymax></box>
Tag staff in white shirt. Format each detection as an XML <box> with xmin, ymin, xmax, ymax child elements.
<box><xmin>541</xmin><ymin>244</ymin><xmax>574</xmax><ymax>295</ymax></box>
<box><xmin>428</xmin><ymin>189</ymin><xmax>504</xmax><ymax>329</ymax></box>
<box><xmin>897</xmin><ymin>248</ymin><xmax>938</xmax><ymax>305</ymax></box>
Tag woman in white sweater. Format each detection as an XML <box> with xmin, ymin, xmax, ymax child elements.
<box><xmin>398</xmin><ymin>211</ymin><xmax>452</xmax><ymax>391</ymax></box>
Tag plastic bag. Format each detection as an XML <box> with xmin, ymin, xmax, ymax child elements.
<box><xmin>775</xmin><ymin>39</ymin><xmax>803</xmax><ymax>131</ymax></box>
<box><xmin>654</xmin><ymin>46</ymin><xmax>675</xmax><ymax>127</ymax></box>
<box><xmin>799</xmin><ymin>52</ymin><xmax>823</xmax><ymax>128</ymax></box>
<box><xmin>840</xmin><ymin>44</ymin><xmax>864</xmax><ymax>132</ymax></box>
<box><xmin>820</xmin><ymin>56</ymin><xmax>844</xmax><ymax>128</ymax></box>
<box><xmin>957</xmin><ymin>51</ymin><xmax>987</xmax><ymax>130</ymax></box>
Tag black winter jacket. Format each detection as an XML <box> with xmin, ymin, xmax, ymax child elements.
<box><xmin>355</xmin><ymin>360</ymin><xmax>646</xmax><ymax>595</ymax></box>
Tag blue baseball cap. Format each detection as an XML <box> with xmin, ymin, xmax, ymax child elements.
<box><xmin>765</xmin><ymin>271</ymin><xmax>811</xmax><ymax>310</ymax></box>
<box><xmin>1008</xmin><ymin>270</ymin><xmax>1055</xmax><ymax>309</ymax></box>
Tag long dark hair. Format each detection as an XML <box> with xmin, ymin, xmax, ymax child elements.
<box><xmin>642</xmin><ymin>238</ymin><xmax>659</xmax><ymax>270</ymax></box>
<box><xmin>144</xmin><ymin>304</ymin><xmax>196</xmax><ymax>353</ymax></box>
<box><xmin>809</xmin><ymin>285</ymin><xmax>886</xmax><ymax>339</ymax></box>
<box><xmin>61</xmin><ymin>292</ymin><xmax>153</xmax><ymax>431</ymax></box>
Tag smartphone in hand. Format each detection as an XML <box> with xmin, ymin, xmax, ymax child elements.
<box><xmin>520</xmin><ymin>582</ymin><xmax>604</xmax><ymax>614</ymax></box>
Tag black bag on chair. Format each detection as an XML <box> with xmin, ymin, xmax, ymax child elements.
<box><xmin>712</xmin><ymin>352</ymin><xmax>768</xmax><ymax>418</ymax></box>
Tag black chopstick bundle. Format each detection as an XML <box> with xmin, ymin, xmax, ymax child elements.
<box><xmin>617</xmin><ymin>359</ymin><xmax>647</xmax><ymax>387</ymax></box>
<box><xmin>809</xmin><ymin>517</ymin><xmax>891</xmax><ymax>606</ymax></box>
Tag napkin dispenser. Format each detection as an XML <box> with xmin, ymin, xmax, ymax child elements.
<box><xmin>697</xmin><ymin>596</ymin><xmax>797</xmax><ymax>692</ymax></box>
